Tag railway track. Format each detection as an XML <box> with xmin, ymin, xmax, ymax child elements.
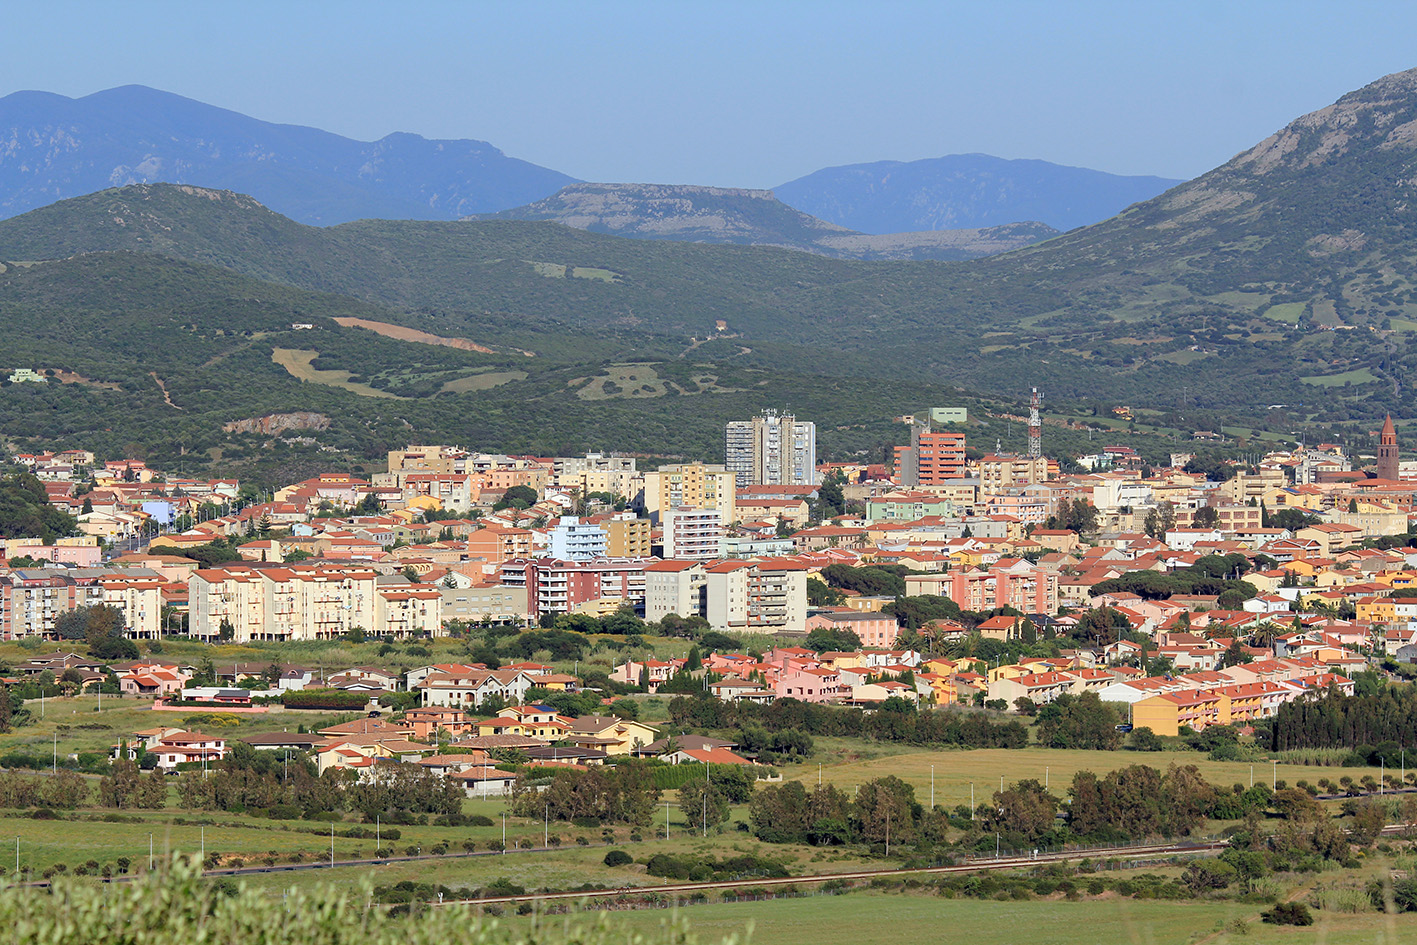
<box><xmin>429</xmin><ymin>839</ymin><xmax>1232</xmax><ymax>908</ymax></box>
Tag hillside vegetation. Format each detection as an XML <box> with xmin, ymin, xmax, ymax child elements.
<box><xmin>6</xmin><ymin>69</ymin><xmax>1417</xmax><ymax>471</ymax></box>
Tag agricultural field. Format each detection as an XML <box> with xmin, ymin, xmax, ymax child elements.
<box><xmin>590</xmin><ymin>887</ymin><xmax>1405</xmax><ymax>945</ymax></box>
<box><xmin>782</xmin><ymin>746</ymin><xmax>1383</xmax><ymax>809</ymax></box>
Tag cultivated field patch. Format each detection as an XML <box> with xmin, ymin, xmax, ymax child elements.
<box><xmin>271</xmin><ymin>348</ymin><xmax>406</xmax><ymax>399</ymax></box>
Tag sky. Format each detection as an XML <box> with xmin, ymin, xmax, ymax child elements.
<box><xmin>3</xmin><ymin>1</ymin><xmax>1417</xmax><ymax>188</ymax></box>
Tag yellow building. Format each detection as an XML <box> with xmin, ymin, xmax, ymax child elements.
<box><xmin>604</xmin><ymin>517</ymin><xmax>652</xmax><ymax>557</ymax></box>
<box><xmin>643</xmin><ymin>464</ymin><xmax>736</xmax><ymax>525</ymax></box>
<box><xmin>1356</xmin><ymin>597</ymin><xmax>1396</xmax><ymax>623</ymax></box>
<box><xmin>1132</xmin><ymin>690</ymin><xmax>1231</xmax><ymax>737</ymax></box>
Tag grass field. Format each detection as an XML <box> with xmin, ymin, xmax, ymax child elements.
<box><xmin>439</xmin><ymin>371</ymin><xmax>528</xmax><ymax>393</ymax></box>
<box><xmin>271</xmin><ymin>348</ymin><xmax>406</xmax><ymax>399</ymax></box>
<box><xmin>582</xmin><ymin>889</ymin><xmax>1406</xmax><ymax>945</ymax></box>
<box><xmin>1264</xmin><ymin>302</ymin><xmax>1306</xmax><ymax>324</ymax></box>
<box><xmin>1299</xmin><ymin>368</ymin><xmax>1378</xmax><ymax>387</ymax></box>
<box><xmin>783</xmin><ymin>746</ymin><xmax>1382</xmax><ymax>808</ymax></box>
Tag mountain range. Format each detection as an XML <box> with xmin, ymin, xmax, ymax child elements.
<box><xmin>0</xmin><ymin>85</ymin><xmax>577</xmax><ymax>224</ymax></box>
<box><xmin>2</xmin><ymin>68</ymin><xmax>1417</xmax><ymax>478</ymax></box>
<box><xmin>774</xmin><ymin>154</ymin><xmax>1183</xmax><ymax>234</ymax></box>
<box><xmin>0</xmin><ymin>85</ymin><xmax>1169</xmax><ymax>248</ymax></box>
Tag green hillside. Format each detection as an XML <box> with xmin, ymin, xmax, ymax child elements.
<box><xmin>0</xmin><ymin>252</ymin><xmax>1051</xmax><ymax>482</ymax></box>
<box><xmin>6</xmin><ymin>68</ymin><xmax>1417</xmax><ymax>469</ymax></box>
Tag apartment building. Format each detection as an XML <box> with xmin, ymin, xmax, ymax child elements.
<box><xmin>547</xmin><ymin>516</ymin><xmax>608</xmax><ymax>561</ymax></box>
<box><xmin>894</xmin><ymin>424</ymin><xmax>966</xmax><ymax>486</ymax></box>
<box><xmin>643</xmin><ymin>560</ymin><xmax>707</xmax><ymax>622</ymax></box>
<box><xmin>642</xmin><ymin>463</ymin><xmax>736</xmax><ymax>524</ymax></box>
<box><xmin>704</xmin><ymin>559</ymin><xmax>808</xmax><ymax>634</ymax></box>
<box><xmin>188</xmin><ymin>564</ymin><xmax>437</xmax><ymax>641</ymax></box>
<box><xmin>662</xmin><ymin>507</ymin><xmax>724</xmax><ymax>560</ymax></box>
<box><xmin>501</xmin><ymin>557</ymin><xmax>650</xmax><ymax>620</ymax></box>
<box><xmin>553</xmin><ymin>452</ymin><xmax>641</xmax><ymax>500</ymax></box>
<box><xmin>440</xmin><ymin>584</ymin><xmax>530</xmax><ymax>624</ymax></box>
<box><xmin>0</xmin><ymin>568</ymin><xmax>163</xmax><ymax>640</ymax></box>
<box><xmin>946</xmin><ymin>560</ymin><xmax>1058</xmax><ymax>614</ymax></box>
<box><xmin>604</xmin><ymin>516</ymin><xmax>652</xmax><ymax>557</ymax></box>
<box><xmin>979</xmin><ymin>454</ymin><xmax>1049</xmax><ymax>496</ymax></box>
<box><xmin>725</xmin><ymin>410</ymin><xmax>817</xmax><ymax>487</ymax></box>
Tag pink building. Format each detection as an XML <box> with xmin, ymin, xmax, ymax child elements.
<box><xmin>118</xmin><ymin>663</ymin><xmax>191</xmax><ymax>698</ymax></box>
<box><xmin>948</xmin><ymin>559</ymin><xmax>1058</xmax><ymax>614</ymax></box>
<box><xmin>805</xmin><ymin>611</ymin><xmax>898</xmax><ymax>649</ymax></box>
<box><xmin>774</xmin><ymin>665</ymin><xmax>848</xmax><ymax>704</ymax></box>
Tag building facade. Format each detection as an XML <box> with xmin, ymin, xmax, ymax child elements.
<box><xmin>894</xmin><ymin>424</ymin><xmax>967</xmax><ymax>486</ymax></box>
<box><xmin>725</xmin><ymin>410</ymin><xmax>818</xmax><ymax>487</ymax></box>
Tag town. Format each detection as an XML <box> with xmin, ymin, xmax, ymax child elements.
<box><xmin>2</xmin><ymin>408</ymin><xmax>1414</xmax><ymax>761</ymax></box>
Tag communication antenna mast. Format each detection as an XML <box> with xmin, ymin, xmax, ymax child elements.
<box><xmin>1028</xmin><ymin>388</ymin><xmax>1043</xmax><ymax>459</ymax></box>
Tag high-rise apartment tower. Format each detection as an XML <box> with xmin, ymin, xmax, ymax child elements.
<box><xmin>725</xmin><ymin>410</ymin><xmax>817</xmax><ymax>487</ymax></box>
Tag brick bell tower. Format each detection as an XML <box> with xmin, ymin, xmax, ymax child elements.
<box><xmin>1377</xmin><ymin>414</ymin><xmax>1400</xmax><ymax>481</ymax></box>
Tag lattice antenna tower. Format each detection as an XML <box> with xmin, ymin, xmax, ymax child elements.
<box><xmin>1028</xmin><ymin>388</ymin><xmax>1043</xmax><ymax>459</ymax></box>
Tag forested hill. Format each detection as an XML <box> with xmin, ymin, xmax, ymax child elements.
<box><xmin>5</xmin><ymin>69</ymin><xmax>1417</xmax><ymax>424</ymax></box>
<box><xmin>471</xmin><ymin>182</ymin><xmax>1058</xmax><ymax>261</ymax></box>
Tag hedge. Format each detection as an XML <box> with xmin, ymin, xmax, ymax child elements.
<box><xmin>280</xmin><ymin>690</ymin><xmax>371</xmax><ymax>710</ymax></box>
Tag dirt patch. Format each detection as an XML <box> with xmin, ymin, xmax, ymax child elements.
<box><xmin>271</xmin><ymin>349</ymin><xmax>407</xmax><ymax>399</ymax></box>
<box><xmin>54</xmin><ymin>370</ymin><xmax>121</xmax><ymax>391</ymax></box>
<box><xmin>149</xmin><ymin>372</ymin><xmax>182</xmax><ymax>409</ymax></box>
<box><xmin>333</xmin><ymin>317</ymin><xmax>533</xmax><ymax>357</ymax></box>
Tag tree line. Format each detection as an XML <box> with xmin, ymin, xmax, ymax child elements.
<box><xmin>667</xmin><ymin>693</ymin><xmax>1028</xmax><ymax>749</ymax></box>
<box><xmin>1269</xmin><ymin>686</ymin><xmax>1416</xmax><ymax>756</ymax></box>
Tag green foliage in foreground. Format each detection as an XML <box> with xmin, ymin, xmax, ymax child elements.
<box><xmin>0</xmin><ymin>861</ymin><xmax>734</xmax><ymax>945</ymax></box>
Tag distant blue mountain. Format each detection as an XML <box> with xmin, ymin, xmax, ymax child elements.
<box><xmin>0</xmin><ymin>85</ymin><xmax>577</xmax><ymax>224</ymax></box>
<box><xmin>774</xmin><ymin>154</ymin><xmax>1182</xmax><ymax>234</ymax></box>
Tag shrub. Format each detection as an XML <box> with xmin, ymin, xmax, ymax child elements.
<box><xmin>1262</xmin><ymin>902</ymin><xmax>1313</xmax><ymax>926</ymax></box>
<box><xmin>603</xmin><ymin>850</ymin><xmax>633</xmax><ymax>867</ymax></box>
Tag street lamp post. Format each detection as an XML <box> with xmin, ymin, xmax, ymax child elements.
<box><xmin>501</xmin><ymin>812</ymin><xmax>506</xmax><ymax>854</ymax></box>
<box><xmin>930</xmin><ymin>766</ymin><xmax>935</xmax><ymax>809</ymax></box>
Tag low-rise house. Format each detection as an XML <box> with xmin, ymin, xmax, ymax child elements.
<box><xmin>451</xmin><ymin>766</ymin><xmax>519</xmax><ymax>797</ymax></box>
<box><xmin>151</xmin><ymin>731</ymin><xmax>227</xmax><ymax>770</ymax></box>
<box><xmin>475</xmin><ymin>705</ymin><xmax>572</xmax><ymax>740</ymax></box>
<box><xmin>118</xmin><ymin>663</ymin><xmax>190</xmax><ymax>697</ymax></box>
<box><xmin>402</xmin><ymin>706</ymin><xmax>476</xmax><ymax>741</ymax></box>
<box><xmin>774</xmin><ymin>666</ymin><xmax>848</xmax><ymax>704</ymax></box>
<box><xmin>564</xmin><ymin>715</ymin><xmax>659</xmax><ymax>755</ymax></box>
<box><xmin>662</xmin><ymin>746</ymin><xmax>753</xmax><ymax>766</ymax></box>
<box><xmin>240</xmin><ymin>732</ymin><xmax>325</xmax><ymax>752</ymax></box>
<box><xmin>417</xmin><ymin>668</ymin><xmax>536</xmax><ymax>708</ymax></box>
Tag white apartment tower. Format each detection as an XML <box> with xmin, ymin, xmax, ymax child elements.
<box><xmin>725</xmin><ymin>410</ymin><xmax>817</xmax><ymax>487</ymax></box>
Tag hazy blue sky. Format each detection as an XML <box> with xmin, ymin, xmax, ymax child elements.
<box><xmin>4</xmin><ymin>1</ymin><xmax>1416</xmax><ymax>187</ymax></box>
